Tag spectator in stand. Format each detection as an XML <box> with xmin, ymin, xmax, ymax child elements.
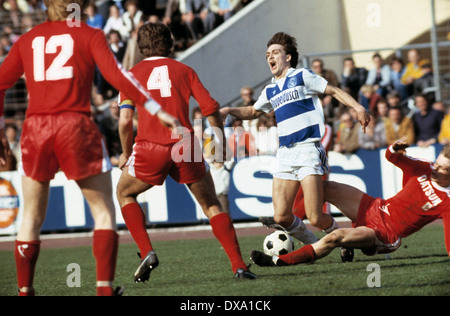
<box><xmin>185</xmin><ymin>0</ymin><xmax>215</xmax><ymax>41</ymax></box>
<box><xmin>234</xmin><ymin>85</ymin><xmax>256</xmax><ymax>132</ymax></box>
<box><xmin>374</xmin><ymin>98</ymin><xmax>389</xmax><ymax>121</ymax></box>
<box><xmin>108</xmin><ymin>29</ymin><xmax>127</xmax><ymax>63</ymax></box>
<box><xmin>365</xmin><ymin>52</ymin><xmax>391</xmax><ymax>98</ymax></box>
<box><xmin>228</xmin><ymin>118</ymin><xmax>256</xmax><ymax>159</ymax></box>
<box><xmin>99</xmin><ymin>98</ymin><xmax>122</xmax><ymax>166</ymax></box>
<box><xmin>1</xmin><ymin>0</ymin><xmax>25</xmax><ymax>33</ymax></box>
<box><xmin>311</xmin><ymin>59</ymin><xmax>340</xmax><ymax>113</ymax></box>
<box><xmin>235</xmin><ymin>86</ymin><xmax>255</xmax><ymax>107</ymax></box>
<box><xmin>359</xmin><ymin>84</ymin><xmax>382</xmax><ymax>116</ymax></box>
<box><xmin>341</xmin><ymin>57</ymin><xmax>368</xmax><ymax>100</ymax></box>
<box><xmin>384</xmin><ymin>106</ymin><xmax>415</xmax><ymax>146</ymax></box>
<box><xmin>210</xmin><ymin>0</ymin><xmax>240</xmax><ymax>27</ymax></box>
<box><xmin>122</xmin><ymin>19</ymin><xmax>145</xmax><ymax>70</ymax></box>
<box><xmin>358</xmin><ymin>115</ymin><xmax>386</xmax><ymax>150</ymax></box>
<box><xmin>412</xmin><ymin>94</ymin><xmax>444</xmax><ymax>148</ymax></box>
<box><xmin>401</xmin><ymin>49</ymin><xmax>430</xmax><ymax>95</ymax></box>
<box><xmin>389</xmin><ymin>56</ymin><xmax>408</xmax><ymax>101</ymax></box>
<box><xmin>438</xmin><ymin>106</ymin><xmax>450</xmax><ymax>145</ymax></box>
<box><xmin>122</xmin><ymin>0</ymin><xmax>143</xmax><ymax>39</ymax></box>
<box><xmin>333</xmin><ymin>110</ymin><xmax>360</xmax><ymax>154</ymax></box>
<box><xmin>86</xmin><ymin>3</ymin><xmax>106</xmax><ymax>29</ymax></box>
<box><xmin>163</xmin><ymin>0</ymin><xmax>191</xmax><ymax>50</ymax></box>
<box><xmin>413</xmin><ymin>62</ymin><xmax>435</xmax><ymax>104</ymax></box>
<box><xmin>311</xmin><ymin>59</ymin><xmax>339</xmax><ymax>88</ymax></box>
<box><xmin>96</xmin><ymin>30</ymin><xmax>127</xmax><ymax>98</ymax></box>
<box><xmin>103</xmin><ymin>4</ymin><xmax>128</xmax><ymax>39</ymax></box>
<box><xmin>5</xmin><ymin>123</ymin><xmax>20</xmax><ymax>169</ymax></box>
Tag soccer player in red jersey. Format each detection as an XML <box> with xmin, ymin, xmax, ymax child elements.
<box><xmin>116</xmin><ymin>22</ymin><xmax>256</xmax><ymax>281</ymax></box>
<box><xmin>251</xmin><ymin>141</ymin><xmax>450</xmax><ymax>267</ymax></box>
<box><xmin>0</xmin><ymin>0</ymin><xmax>179</xmax><ymax>296</ymax></box>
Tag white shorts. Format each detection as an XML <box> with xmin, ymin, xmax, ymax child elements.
<box><xmin>273</xmin><ymin>141</ymin><xmax>329</xmax><ymax>181</ymax></box>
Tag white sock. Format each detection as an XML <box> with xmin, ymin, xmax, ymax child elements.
<box><xmin>287</xmin><ymin>217</ymin><xmax>319</xmax><ymax>245</ymax></box>
<box><xmin>323</xmin><ymin>216</ymin><xmax>340</xmax><ymax>234</ymax></box>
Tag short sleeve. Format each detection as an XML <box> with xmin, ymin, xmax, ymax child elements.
<box><xmin>253</xmin><ymin>87</ymin><xmax>273</xmax><ymax>113</ymax></box>
<box><xmin>303</xmin><ymin>69</ymin><xmax>328</xmax><ymax>95</ymax></box>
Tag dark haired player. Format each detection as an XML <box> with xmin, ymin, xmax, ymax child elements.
<box><xmin>221</xmin><ymin>32</ymin><xmax>370</xmax><ymax>245</ymax></box>
<box><xmin>116</xmin><ymin>22</ymin><xmax>256</xmax><ymax>282</ymax></box>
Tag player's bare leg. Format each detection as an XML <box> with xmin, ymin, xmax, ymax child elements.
<box><xmin>76</xmin><ymin>171</ymin><xmax>120</xmax><ymax>295</ymax></box>
<box><xmin>300</xmin><ymin>174</ymin><xmax>335</xmax><ymax>231</ymax></box>
<box><xmin>187</xmin><ymin>171</ymin><xmax>256</xmax><ymax>279</ymax></box>
<box><xmin>271</xmin><ymin>178</ymin><xmax>319</xmax><ymax>244</ymax></box>
<box><xmin>251</xmin><ymin>227</ymin><xmax>377</xmax><ymax>267</ymax></box>
<box><xmin>15</xmin><ymin>176</ymin><xmax>50</xmax><ymax>295</ymax></box>
<box><xmin>116</xmin><ymin>167</ymin><xmax>157</xmax><ymax>283</ymax></box>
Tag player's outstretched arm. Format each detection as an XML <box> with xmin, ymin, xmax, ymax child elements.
<box><xmin>220</xmin><ymin>106</ymin><xmax>265</xmax><ymax>121</ymax></box>
<box><xmin>324</xmin><ymin>85</ymin><xmax>370</xmax><ymax>132</ymax></box>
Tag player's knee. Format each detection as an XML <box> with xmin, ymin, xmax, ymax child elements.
<box><xmin>308</xmin><ymin>213</ymin><xmax>328</xmax><ymax>230</ymax></box>
<box><xmin>273</xmin><ymin>213</ymin><xmax>293</xmax><ymax>228</ymax></box>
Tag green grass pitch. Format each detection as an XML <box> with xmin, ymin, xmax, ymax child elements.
<box><xmin>0</xmin><ymin>224</ymin><xmax>449</xmax><ymax>296</ymax></box>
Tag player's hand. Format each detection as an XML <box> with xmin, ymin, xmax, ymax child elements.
<box><xmin>156</xmin><ymin>109</ymin><xmax>181</xmax><ymax>131</ymax></box>
<box><xmin>392</xmin><ymin>140</ymin><xmax>409</xmax><ymax>153</ymax></box>
<box><xmin>118</xmin><ymin>153</ymin><xmax>129</xmax><ymax>170</ymax></box>
<box><xmin>356</xmin><ymin>107</ymin><xmax>371</xmax><ymax>133</ymax></box>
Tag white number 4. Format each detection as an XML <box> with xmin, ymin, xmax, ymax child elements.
<box><xmin>32</xmin><ymin>34</ymin><xmax>74</xmax><ymax>82</ymax></box>
<box><xmin>147</xmin><ymin>66</ymin><xmax>172</xmax><ymax>97</ymax></box>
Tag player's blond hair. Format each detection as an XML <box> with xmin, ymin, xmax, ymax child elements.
<box><xmin>44</xmin><ymin>0</ymin><xmax>88</xmax><ymax>21</ymax></box>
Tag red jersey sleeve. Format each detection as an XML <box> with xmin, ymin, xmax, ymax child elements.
<box><xmin>189</xmin><ymin>69</ymin><xmax>219</xmax><ymax>116</ymax></box>
<box><xmin>88</xmin><ymin>30</ymin><xmax>152</xmax><ymax>107</ymax></box>
<box><xmin>0</xmin><ymin>42</ymin><xmax>25</xmax><ymax>116</ymax></box>
<box><xmin>385</xmin><ymin>145</ymin><xmax>433</xmax><ymax>186</ymax></box>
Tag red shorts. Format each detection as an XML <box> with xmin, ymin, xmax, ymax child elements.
<box><xmin>21</xmin><ymin>113</ymin><xmax>111</xmax><ymax>181</ymax></box>
<box><xmin>355</xmin><ymin>194</ymin><xmax>402</xmax><ymax>255</ymax></box>
<box><xmin>126</xmin><ymin>138</ymin><xmax>206</xmax><ymax>186</ymax></box>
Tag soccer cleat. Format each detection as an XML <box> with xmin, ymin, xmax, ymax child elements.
<box><xmin>340</xmin><ymin>247</ymin><xmax>354</xmax><ymax>262</ymax></box>
<box><xmin>114</xmin><ymin>286</ymin><xmax>125</xmax><ymax>296</ymax></box>
<box><xmin>235</xmin><ymin>266</ymin><xmax>257</xmax><ymax>279</ymax></box>
<box><xmin>134</xmin><ymin>250</ymin><xmax>159</xmax><ymax>283</ymax></box>
<box><xmin>259</xmin><ymin>216</ymin><xmax>286</xmax><ymax>231</ymax></box>
<box><xmin>250</xmin><ymin>250</ymin><xmax>278</xmax><ymax>267</ymax></box>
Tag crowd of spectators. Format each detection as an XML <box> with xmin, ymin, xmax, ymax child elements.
<box><xmin>0</xmin><ymin>0</ymin><xmax>449</xmax><ymax>172</ymax></box>
<box><xmin>196</xmin><ymin>49</ymin><xmax>449</xmax><ymax>163</ymax></box>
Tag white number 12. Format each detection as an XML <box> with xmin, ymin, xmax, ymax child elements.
<box><xmin>32</xmin><ymin>34</ymin><xmax>74</xmax><ymax>82</ymax></box>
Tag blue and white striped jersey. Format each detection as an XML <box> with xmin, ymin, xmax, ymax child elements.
<box><xmin>254</xmin><ymin>68</ymin><xmax>328</xmax><ymax>148</ymax></box>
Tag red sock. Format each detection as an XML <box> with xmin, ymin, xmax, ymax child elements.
<box><xmin>121</xmin><ymin>203</ymin><xmax>153</xmax><ymax>255</ymax></box>
<box><xmin>15</xmin><ymin>240</ymin><xmax>41</xmax><ymax>295</ymax></box>
<box><xmin>278</xmin><ymin>244</ymin><xmax>316</xmax><ymax>266</ymax></box>
<box><xmin>93</xmin><ymin>230</ymin><xmax>118</xmax><ymax>296</ymax></box>
<box><xmin>210</xmin><ymin>212</ymin><xmax>247</xmax><ymax>273</ymax></box>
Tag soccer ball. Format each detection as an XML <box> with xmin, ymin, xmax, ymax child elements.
<box><xmin>263</xmin><ymin>231</ymin><xmax>294</xmax><ymax>256</ymax></box>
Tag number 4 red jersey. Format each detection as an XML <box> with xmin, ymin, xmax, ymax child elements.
<box><xmin>120</xmin><ymin>56</ymin><xmax>219</xmax><ymax>145</ymax></box>
<box><xmin>0</xmin><ymin>21</ymin><xmax>152</xmax><ymax>117</ymax></box>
